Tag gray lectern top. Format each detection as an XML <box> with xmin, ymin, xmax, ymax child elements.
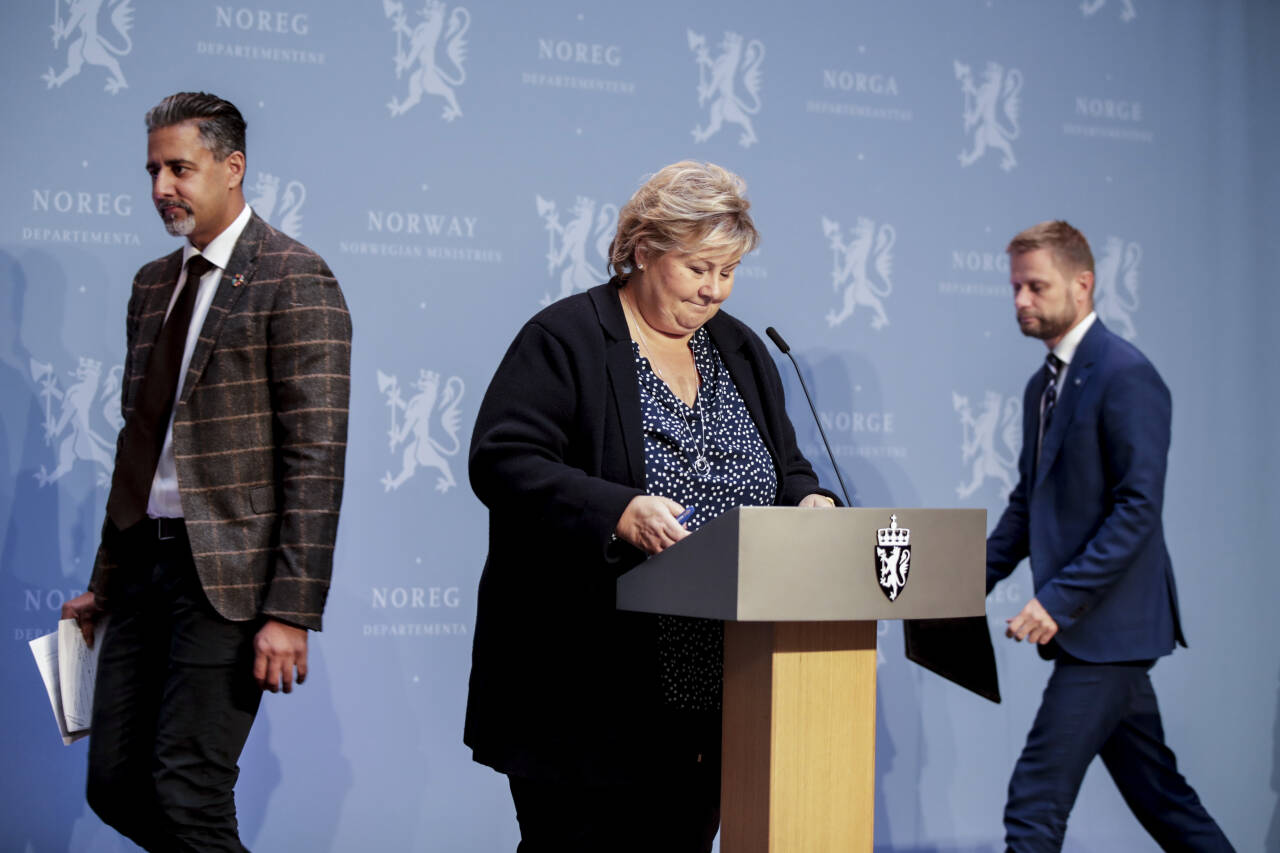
<box><xmin>616</xmin><ymin>507</ymin><xmax>986</xmax><ymax>622</ymax></box>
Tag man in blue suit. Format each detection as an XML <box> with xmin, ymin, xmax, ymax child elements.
<box><xmin>986</xmin><ymin>221</ymin><xmax>1233</xmax><ymax>851</ymax></box>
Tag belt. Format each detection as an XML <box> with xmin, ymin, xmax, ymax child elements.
<box><xmin>127</xmin><ymin>516</ymin><xmax>187</xmax><ymax>542</ymax></box>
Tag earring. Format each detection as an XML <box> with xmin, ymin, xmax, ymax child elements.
<box><xmin>637</xmin><ymin>263</ymin><xmax>644</xmax><ymax>270</ymax></box>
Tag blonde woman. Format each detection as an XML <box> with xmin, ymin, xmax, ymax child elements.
<box><xmin>465</xmin><ymin>162</ymin><xmax>838</xmax><ymax>852</ymax></box>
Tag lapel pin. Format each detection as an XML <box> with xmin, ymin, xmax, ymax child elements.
<box><xmin>232</xmin><ymin>273</ymin><xmax>246</xmax><ymax>287</ymax></box>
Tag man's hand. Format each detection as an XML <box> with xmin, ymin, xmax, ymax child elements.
<box><xmin>61</xmin><ymin>592</ymin><xmax>105</xmax><ymax>647</ymax></box>
<box><xmin>1006</xmin><ymin>597</ymin><xmax>1059</xmax><ymax>645</ymax></box>
<box><xmin>798</xmin><ymin>493</ymin><xmax>837</xmax><ymax>508</ymax></box>
<box><xmin>253</xmin><ymin>619</ymin><xmax>309</xmax><ymax>694</ymax></box>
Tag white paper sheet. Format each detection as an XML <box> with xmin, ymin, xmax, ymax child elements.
<box><xmin>29</xmin><ymin>617</ymin><xmax>107</xmax><ymax>745</ymax></box>
<box><xmin>58</xmin><ymin>618</ymin><xmax>106</xmax><ymax>733</ymax></box>
<box><xmin>29</xmin><ymin>630</ymin><xmax>77</xmax><ymax>745</ymax></box>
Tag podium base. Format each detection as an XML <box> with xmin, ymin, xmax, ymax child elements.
<box><xmin>721</xmin><ymin>621</ymin><xmax>876</xmax><ymax>852</ymax></box>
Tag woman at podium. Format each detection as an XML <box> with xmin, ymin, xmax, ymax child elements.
<box><xmin>465</xmin><ymin>161</ymin><xmax>839</xmax><ymax>852</ymax></box>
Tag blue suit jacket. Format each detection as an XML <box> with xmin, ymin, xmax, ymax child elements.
<box><xmin>986</xmin><ymin>319</ymin><xmax>1185</xmax><ymax>662</ymax></box>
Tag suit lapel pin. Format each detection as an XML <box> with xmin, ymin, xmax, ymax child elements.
<box><xmin>232</xmin><ymin>273</ymin><xmax>246</xmax><ymax>287</ymax></box>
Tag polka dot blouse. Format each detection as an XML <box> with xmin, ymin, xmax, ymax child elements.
<box><xmin>634</xmin><ymin>327</ymin><xmax>779</xmax><ymax>711</ymax></box>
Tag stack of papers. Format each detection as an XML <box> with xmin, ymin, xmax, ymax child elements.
<box><xmin>29</xmin><ymin>618</ymin><xmax>107</xmax><ymax>745</ymax></box>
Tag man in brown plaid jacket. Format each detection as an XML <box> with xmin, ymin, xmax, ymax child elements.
<box><xmin>61</xmin><ymin>92</ymin><xmax>351</xmax><ymax>852</ymax></box>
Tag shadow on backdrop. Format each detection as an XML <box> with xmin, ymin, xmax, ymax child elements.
<box><xmin>1</xmin><ymin>247</ymin><xmax>93</xmax><ymax>851</ymax></box>
<box><xmin>240</xmin><ymin>642</ymin><xmax>353</xmax><ymax>850</ymax></box>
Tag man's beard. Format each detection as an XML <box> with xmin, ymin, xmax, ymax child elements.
<box><xmin>1019</xmin><ymin>307</ymin><xmax>1076</xmax><ymax>341</ymax></box>
<box><xmin>158</xmin><ymin>202</ymin><xmax>196</xmax><ymax>237</ymax></box>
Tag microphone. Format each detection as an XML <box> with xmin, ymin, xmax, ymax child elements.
<box><xmin>765</xmin><ymin>326</ymin><xmax>852</xmax><ymax>506</ymax></box>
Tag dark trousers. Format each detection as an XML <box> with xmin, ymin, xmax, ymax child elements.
<box><xmin>1004</xmin><ymin>657</ymin><xmax>1234</xmax><ymax>852</ymax></box>
<box><xmin>507</xmin><ymin>751</ymin><xmax>721</xmax><ymax>853</ymax></box>
<box><xmin>87</xmin><ymin>528</ymin><xmax>261</xmax><ymax>853</ymax></box>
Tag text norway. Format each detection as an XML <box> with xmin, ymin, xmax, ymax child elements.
<box><xmin>367</xmin><ymin>212</ymin><xmax>478</xmax><ymax>237</ymax></box>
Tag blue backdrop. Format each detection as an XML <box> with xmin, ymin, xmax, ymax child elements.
<box><xmin>2</xmin><ymin>1</ymin><xmax>1277</xmax><ymax>850</ymax></box>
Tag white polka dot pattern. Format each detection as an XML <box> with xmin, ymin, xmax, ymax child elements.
<box><xmin>634</xmin><ymin>328</ymin><xmax>778</xmax><ymax>711</ymax></box>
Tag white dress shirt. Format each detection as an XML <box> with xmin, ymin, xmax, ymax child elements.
<box><xmin>146</xmin><ymin>204</ymin><xmax>253</xmax><ymax>519</ymax></box>
<box><xmin>1036</xmin><ymin>311</ymin><xmax>1096</xmax><ymax>455</ymax></box>
<box><xmin>1049</xmin><ymin>310</ymin><xmax>1097</xmax><ymax>392</ymax></box>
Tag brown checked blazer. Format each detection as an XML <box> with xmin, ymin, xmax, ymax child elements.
<box><xmin>91</xmin><ymin>212</ymin><xmax>352</xmax><ymax>631</ymax></box>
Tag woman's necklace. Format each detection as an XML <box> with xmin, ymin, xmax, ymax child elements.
<box><xmin>620</xmin><ymin>288</ymin><xmax>713</xmax><ymax>479</ymax></box>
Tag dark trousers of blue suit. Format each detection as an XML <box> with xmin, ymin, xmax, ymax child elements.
<box><xmin>87</xmin><ymin>528</ymin><xmax>261</xmax><ymax>853</ymax></box>
<box><xmin>1004</xmin><ymin>657</ymin><xmax>1233</xmax><ymax>852</ymax></box>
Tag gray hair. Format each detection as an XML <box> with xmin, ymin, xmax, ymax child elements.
<box><xmin>609</xmin><ymin>161</ymin><xmax>759</xmax><ymax>277</ymax></box>
<box><xmin>145</xmin><ymin>92</ymin><xmax>247</xmax><ymax>164</ymax></box>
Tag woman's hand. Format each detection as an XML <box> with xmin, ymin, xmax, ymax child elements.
<box><xmin>616</xmin><ymin>495</ymin><xmax>691</xmax><ymax>555</ymax></box>
<box><xmin>798</xmin><ymin>493</ymin><xmax>837</xmax><ymax>509</ymax></box>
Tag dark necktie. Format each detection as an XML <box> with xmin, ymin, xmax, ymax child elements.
<box><xmin>105</xmin><ymin>254</ymin><xmax>216</xmax><ymax>529</ymax></box>
<box><xmin>1038</xmin><ymin>352</ymin><xmax>1063</xmax><ymax>459</ymax></box>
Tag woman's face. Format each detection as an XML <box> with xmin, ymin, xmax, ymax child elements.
<box><xmin>631</xmin><ymin>245</ymin><xmax>741</xmax><ymax>337</ymax></box>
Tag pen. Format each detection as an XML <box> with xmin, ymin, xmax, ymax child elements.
<box><xmin>675</xmin><ymin>506</ymin><xmax>696</xmax><ymax>526</ymax></box>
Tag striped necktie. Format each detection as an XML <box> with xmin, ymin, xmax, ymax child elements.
<box><xmin>1037</xmin><ymin>352</ymin><xmax>1064</xmax><ymax>460</ymax></box>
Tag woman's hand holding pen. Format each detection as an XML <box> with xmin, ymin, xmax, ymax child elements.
<box><xmin>615</xmin><ymin>496</ymin><xmax>694</xmax><ymax>555</ymax></box>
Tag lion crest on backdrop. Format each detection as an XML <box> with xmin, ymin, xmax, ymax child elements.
<box><xmin>385</xmin><ymin>0</ymin><xmax>470</xmax><ymax>121</ymax></box>
<box><xmin>31</xmin><ymin>356</ymin><xmax>123</xmax><ymax>487</ymax></box>
<box><xmin>823</xmin><ymin>216</ymin><xmax>896</xmax><ymax>330</ymax></box>
<box><xmin>1081</xmin><ymin>0</ymin><xmax>1137</xmax><ymax>22</ymax></box>
<box><xmin>42</xmin><ymin>0</ymin><xmax>135</xmax><ymax>94</ymax></box>
<box><xmin>248</xmin><ymin>172</ymin><xmax>306</xmax><ymax>239</ymax></box>
<box><xmin>688</xmin><ymin>29</ymin><xmax>765</xmax><ymax>148</ymax></box>
<box><xmin>377</xmin><ymin>369</ymin><xmax>465</xmax><ymax>493</ymax></box>
<box><xmin>955</xmin><ymin>60</ymin><xmax>1022</xmax><ymax>172</ymax></box>
<box><xmin>954</xmin><ymin>390</ymin><xmax>1021</xmax><ymax>500</ymax></box>
<box><xmin>1093</xmin><ymin>236</ymin><xmax>1142</xmax><ymax>340</ymax></box>
<box><xmin>535</xmin><ymin>195</ymin><xmax>618</xmax><ymax>306</ymax></box>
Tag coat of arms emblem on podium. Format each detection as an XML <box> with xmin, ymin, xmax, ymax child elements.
<box><xmin>875</xmin><ymin>514</ymin><xmax>911</xmax><ymax>602</ymax></box>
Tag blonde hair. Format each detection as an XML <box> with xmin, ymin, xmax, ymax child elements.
<box><xmin>1006</xmin><ymin>220</ymin><xmax>1094</xmax><ymax>275</ymax></box>
<box><xmin>609</xmin><ymin>161</ymin><xmax>759</xmax><ymax>277</ymax></box>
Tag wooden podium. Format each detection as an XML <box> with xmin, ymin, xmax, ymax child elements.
<box><xmin>616</xmin><ymin>507</ymin><xmax>987</xmax><ymax>852</ymax></box>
